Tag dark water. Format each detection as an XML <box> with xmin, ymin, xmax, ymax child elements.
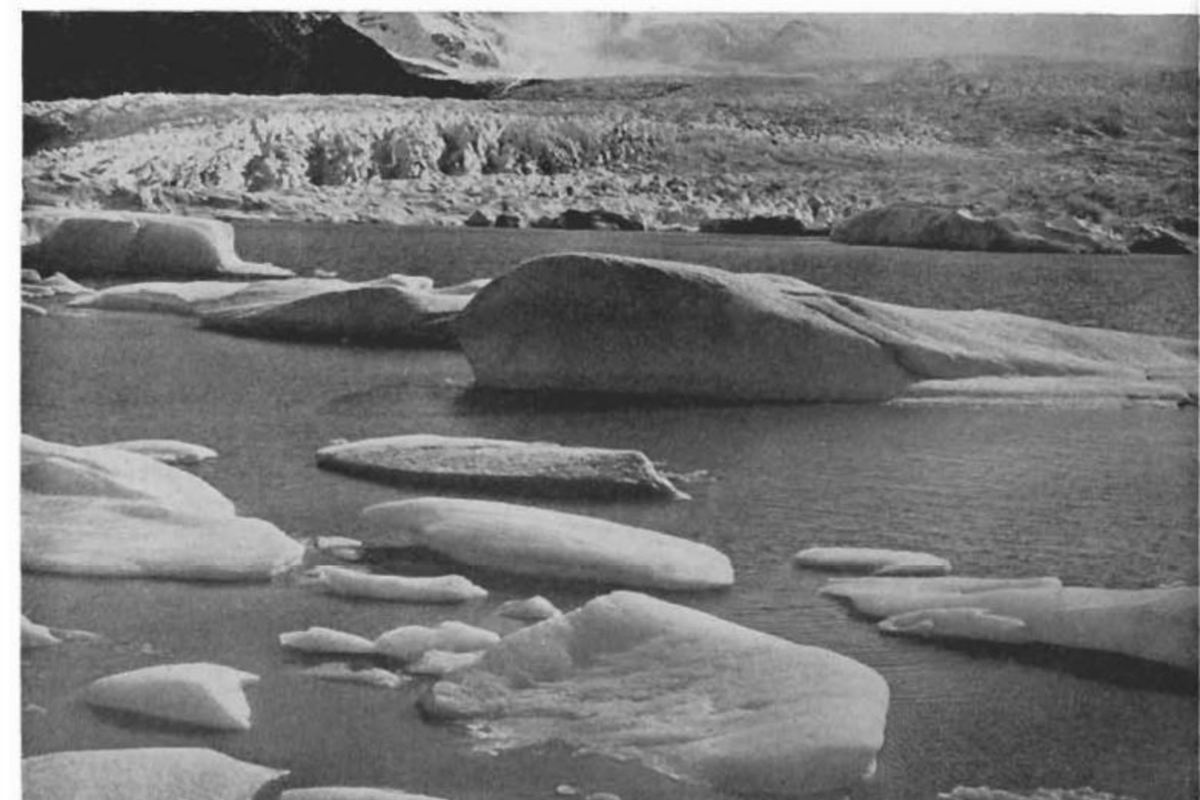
<box><xmin>21</xmin><ymin>226</ymin><xmax>1199</xmax><ymax>800</ymax></box>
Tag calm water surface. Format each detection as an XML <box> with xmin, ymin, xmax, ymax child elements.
<box><xmin>21</xmin><ymin>226</ymin><xmax>1198</xmax><ymax>800</ymax></box>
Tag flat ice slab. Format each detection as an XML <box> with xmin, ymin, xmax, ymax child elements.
<box><xmin>362</xmin><ymin>497</ymin><xmax>734</xmax><ymax>591</ymax></box>
<box><xmin>794</xmin><ymin>547</ymin><xmax>951</xmax><ymax>576</ymax></box>
<box><xmin>22</xmin><ymin>435</ymin><xmax>303</xmax><ymax>581</ymax></box>
<box><xmin>821</xmin><ymin>576</ymin><xmax>1198</xmax><ymax>669</ymax></box>
<box><xmin>420</xmin><ymin>590</ymin><xmax>890</xmax><ymax>797</ymax></box>
<box><xmin>317</xmin><ymin>434</ymin><xmax>688</xmax><ymax>500</ymax></box>
<box><xmin>23</xmin><ymin>748</ymin><xmax>285</xmax><ymax>800</ymax></box>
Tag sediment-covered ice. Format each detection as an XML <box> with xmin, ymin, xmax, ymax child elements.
<box><xmin>362</xmin><ymin>497</ymin><xmax>734</xmax><ymax>591</ymax></box>
<box><xmin>375</xmin><ymin>621</ymin><xmax>500</xmax><ymax>662</ymax></box>
<box><xmin>316</xmin><ymin>434</ymin><xmax>688</xmax><ymax>500</ymax></box>
<box><xmin>22</xmin><ymin>435</ymin><xmax>303</xmax><ymax>580</ymax></box>
<box><xmin>313</xmin><ymin>565</ymin><xmax>488</xmax><ymax>603</ymax></box>
<box><xmin>793</xmin><ymin>547</ymin><xmax>951</xmax><ymax>576</ymax></box>
<box><xmin>280</xmin><ymin>626</ymin><xmax>378</xmax><ymax>655</ymax></box>
<box><xmin>821</xmin><ymin>576</ymin><xmax>1198</xmax><ymax>669</ymax></box>
<box><xmin>455</xmin><ymin>253</ymin><xmax>1195</xmax><ymax>403</ymax></box>
<box><xmin>420</xmin><ymin>590</ymin><xmax>890</xmax><ymax>797</ymax></box>
<box><xmin>84</xmin><ymin>662</ymin><xmax>260</xmax><ymax>730</ymax></box>
<box><xmin>23</xmin><ymin>747</ymin><xmax>286</xmax><ymax>800</ymax></box>
<box><xmin>22</xmin><ymin>208</ymin><xmax>293</xmax><ymax>279</ymax></box>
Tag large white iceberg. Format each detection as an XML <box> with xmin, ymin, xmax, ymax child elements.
<box><xmin>316</xmin><ymin>434</ymin><xmax>688</xmax><ymax>500</ymax></box>
<box><xmin>421</xmin><ymin>590</ymin><xmax>890</xmax><ymax>797</ymax></box>
<box><xmin>821</xmin><ymin>576</ymin><xmax>1198</xmax><ymax>669</ymax></box>
<box><xmin>84</xmin><ymin>662</ymin><xmax>259</xmax><ymax>730</ymax></box>
<box><xmin>362</xmin><ymin>497</ymin><xmax>734</xmax><ymax>591</ymax></box>
<box><xmin>23</xmin><ymin>748</ymin><xmax>286</xmax><ymax>800</ymax></box>
<box><xmin>455</xmin><ymin>253</ymin><xmax>1195</xmax><ymax>403</ymax></box>
<box><xmin>22</xmin><ymin>208</ymin><xmax>293</xmax><ymax>279</ymax></box>
<box><xmin>22</xmin><ymin>435</ymin><xmax>303</xmax><ymax>581</ymax></box>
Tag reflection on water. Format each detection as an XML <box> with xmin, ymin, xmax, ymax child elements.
<box><xmin>21</xmin><ymin>227</ymin><xmax>1198</xmax><ymax>800</ymax></box>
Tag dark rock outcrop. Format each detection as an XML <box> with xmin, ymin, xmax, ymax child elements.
<box><xmin>23</xmin><ymin>12</ymin><xmax>492</xmax><ymax>101</ymax></box>
<box><xmin>532</xmin><ymin>208</ymin><xmax>645</xmax><ymax>232</ymax></box>
<box><xmin>1127</xmin><ymin>224</ymin><xmax>1197</xmax><ymax>255</ymax></box>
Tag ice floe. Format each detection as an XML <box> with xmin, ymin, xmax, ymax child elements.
<box><xmin>316</xmin><ymin>434</ymin><xmax>688</xmax><ymax>500</ymax></box>
<box><xmin>22</xmin><ymin>208</ymin><xmax>293</xmax><ymax>279</ymax></box>
<box><xmin>23</xmin><ymin>748</ymin><xmax>286</xmax><ymax>800</ymax></box>
<box><xmin>362</xmin><ymin>497</ymin><xmax>734</xmax><ymax>591</ymax></box>
<box><xmin>280</xmin><ymin>626</ymin><xmax>378</xmax><ymax>655</ymax></box>
<box><xmin>22</xmin><ymin>435</ymin><xmax>303</xmax><ymax>580</ymax></box>
<box><xmin>313</xmin><ymin>565</ymin><xmax>488</xmax><ymax>603</ymax></box>
<box><xmin>821</xmin><ymin>576</ymin><xmax>1198</xmax><ymax>669</ymax></box>
<box><xmin>299</xmin><ymin>663</ymin><xmax>409</xmax><ymax>690</ymax></box>
<box><xmin>281</xmin><ymin>788</ymin><xmax>452</xmax><ymax>800</ymax></box>
<box><xmin>84</xmin><ymin>662</ymin><xmax>259</xmax><ymax>730</ymax></box>
<box><xmin>102</xmin><ymin>439</ymin><xmax>218</xmax><ymax>465</ymax></box>
<box><xmin>21</xmin><ymin>615</ymin><xmax>61</xmax><ymax>649</ymax></box>
<box><xmin>496</xmin><ymin>595</ymin><xmax>562</xmax><ymax>621</ymax></box>
<box><xmin>793</xmin><ymin>547</ymin><xmax>951</xmax><ymax>576</ymax></box>
<box><xmin>421</xmin><ymin>590</ymin><xmax>889</xmax><ymax>797</ymax></box>
<box><xmin>375</xmin><ymin>621</ymin><xmax>500</xmax><ymax>662</ymax></box>
<box><xmin>455</xmin><ymin>252</ymin><xmax>1195</xmax><ymax>404</ymax></box>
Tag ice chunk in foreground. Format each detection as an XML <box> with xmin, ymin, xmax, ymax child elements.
<box><xmin>821</xmin><ymin>576</ymin><xmax>1198</xmax><ymax>669</ymax></box>
<box><xmin>282</xmin><ymin>788</ymin><xmax>452</xmax><ymax>800</ymax></box>
<box><xmin>375</xmin><ymin>621</ymin><xmax>500</xmax><ymax>662</ymax></box>
<box><xmin>793</xmin><ymin>547</ymin><xmax>951</xmax><ymax>576</ymax></box>
<box><xmin>421</xmin><ymin>591</ymin><xmax>889</xmax><ymax>797</ymax></box>
<box><xmin>102</xmin><ymin>439</ymin><xmax>218</xmax><ymax>465</ymax></box>
<box><xmin>280</xmin><ymin>626</ymin><xmax>377</xmax><ymax>655</ymax></box>
<box><xmin>316</xmin><ymin>434</ymin><xmax>689</xmax><ymax>500</ymax></box>
<box><xmin>23</xmin><ymin>747</ymin><xmax>285</xmax><ymax>800</ymax></box>
<box><xmin>22</xmin><ymin>435</ymin><xmax>303</xmax><ymax>581</ymax></box>
<box><xmin>362</xmin><ymin>497</ymin><xmax>734</xmax><ymax>591</ymax></box>
<box><xmin>84</xmin><ymin>662</ymin><xmax>259</xmax><ymax>730</ymax></box>
<box><xmin>939</xmin><ymin>787</ymin><xmax>1139</xmax><ymax>800</ymax></box>
<box><xmin>313</xmin><ymin>565</ymin><xmax>487</xmax><ymax>603</ymax></box>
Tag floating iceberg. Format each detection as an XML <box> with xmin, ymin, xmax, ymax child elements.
<box><xmin>375</xmin><ymin>621</ymin><xmax>500</xmax><ymax>662</ymax></box>
<box><xmin>21</xmin><ymin>615</ymin><xmax>60</xmax><ymax>649</ymax></box>
<box><xmin>70</xmin><ymin>280</ymin><xmax>248</xmax><ymax>316</ymax></box>
<box><xmin>316</xmin><ymin>434</ymin><xmax>688</xmax><ymax>500</ymax></box>
<box><xmin>455</xmin><ymin>253</ymin><xmax>1195</xmax><ymax>404</ymax></box>
<box><xmin>313</xmin><ymin>565</ymin><xmax>488</xmax><ymax>603</ymax></box>
<box><xmin>280</xmin><ymin>626</ymin><xmax>378</xmax><ymax>655</ymax></box>
<box><xmin>22</xmin><ymin>208</ymin><xmax>293</xmax><ymax>279</ymax></box>
<box><xmin>362</xmin><ymin>497</ymin><xmax>734</xmax><ymax>591</ymax></box>
<box><xmin>84</xmin><ymin>662</ymin><xmax>259</xmax><ymax>730</ymax></box>
<box><xmin>299</xmin><ymin>663</ymin><xmax>409</xmax><ymax>690</ymax></box>
<box><xmin>421</xmin><ymin>591</ymin><xmax>889</xmax><ymax>797</ymax></box>
<box><xmin>793</xmin><ymin>547</ymin><xmax>951</xmax><ymax>576</ymax></box>
<box><xmin>821</xmin><ymin>576</ymin><xmax>1198</xmax><ymax>669</ymax></box>
<box><xmin>23</xmin><ymin>748</ymin><xmax>286</xmax><ymax>800</ymax></box>
<box><xmin>496</xmin><ymin>595</ymin><xmax>561</xmax><ymax>621</ymax></box>
<box><xmin>102</xmin><ymin>439</ymin><xmax>218</xmax><ymax>465</ymax></box>
<box><xmin>405</xmin><ymin>649</ymin><xmax>485</xmax><ymax>676</ymax></box>
<box><xmin>22</xmin><ymin>435</ymin><xmax>303</xmax><ymax>581</ymax></box>
<box><xmin>281</xmin><ymin>788</ymin><xmax>452</xmax><ymax>800</ymax></box>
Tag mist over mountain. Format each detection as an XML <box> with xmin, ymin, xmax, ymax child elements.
<box><xmin>346</xmin><ymin>13</ymin><xmax>1198</xmax><ymax>79</ymax></box>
